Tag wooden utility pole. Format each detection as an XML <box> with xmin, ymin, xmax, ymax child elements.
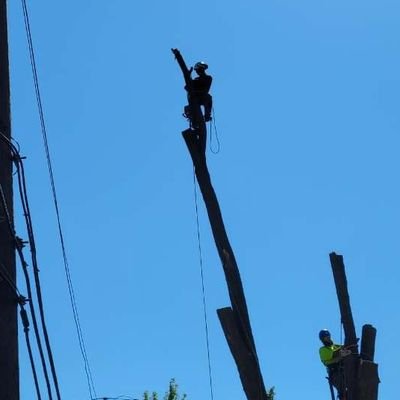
<box><xmin>172</xmin><ymin>49</ymin><xmax>268</xmax><ymax>400</ymax></box>
<box><xmin>0</xmin><ymin>0</ymin><xmax>19</xmax><ymax>399</ymax></box>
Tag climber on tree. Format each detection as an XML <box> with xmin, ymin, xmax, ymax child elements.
<box><xmin>171</xmin><ymin>48</ymin><xmax>211</xmax><ymax>152</ymax></box>
<box><xmin>319</xmin><ymin>329</ymin><xmax>352</xmax><ymax>400</ymax></box>
<box><xmin>172</xmin><ymin>48</ymin><xmax>213</xmax><ymax>124</ymax></box>
<box><xmin>187</xmin><ymin>61</ymin><xmax>213</xmax><ymax>122</ymax></box>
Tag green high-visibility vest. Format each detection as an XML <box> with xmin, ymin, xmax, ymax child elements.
<box><xmin>319</xmin><ymin>344</ymin><xmax>342</xmax><ymax>366</ymax></box>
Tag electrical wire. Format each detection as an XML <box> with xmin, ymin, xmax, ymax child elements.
<box><xmin>0</xmin><ymin>261</ymin><xmax>42</xmax><ymax>399</ymax></box>
<box><xmin>0</xmin><ymin>133</ymin><xmax>55</xmax><ymax>399</ymax></box>
<box><xmin>20</xmin><ymin>304</ymin><xmax>43</xmax><ymax>400</ymax></box>
<box><xmin>0</xmin><ymin>169</ymin><xmax>54</xmax><ymax>399</ymax></box>
<box><xmin>17</xmin><ymin>147</ymin><xmax>62</xmax><ymax>400</ymax></box>
<box><xmin>193</xmin><ymin>169</ymin><xmax>215</xmax><ymax>400</ymax></box>
<box><xmin>19</xmin><ymin>1</ymin><xmax>97</xmax><ymax>397</ymax></box>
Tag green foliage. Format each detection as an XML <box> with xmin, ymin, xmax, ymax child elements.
<box><xmin>164</xmin><ymin>379</ymin><xmax>186</xmax><ymax>400</ymax></box>
<box><xmin>266</xmin><ymin>386</ymin><xmax>275</xmax><ymax>400</ymax></box>
<box><xmin>144</xmin><ymin>379</ymin><xmax>273</xmax><ymax>400</ymax></box>
<box><xmin>143</xmin><ymin>379</ymin><xmax>186</xmax><ymax>400</ymax></box>
<box><xmin>143</xmin><ymin>391</ymin><xmax>158</xmax><ymax>400</ymax></box>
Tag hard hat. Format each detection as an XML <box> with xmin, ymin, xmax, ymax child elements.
<box><xmin>319</xmin><ymin>329</ymin><xmax>331</xmax><ymax>341</ymax></box>
<box><xmin>194</xmin><ymin>61</ymin><xmax>208</xmax><ymax>71</ymax></box>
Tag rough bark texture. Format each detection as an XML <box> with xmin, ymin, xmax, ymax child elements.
<box><xmin>218</xmin><ymin>308</ymin><xmax>265</xmax><ymax>400</ymax></box>
<box><xmin>360</xmin><ymin>324</ymin><xmax>376</xmax><ymax>362</ymax></box>
<box><xmin>329</xmin><ymin>253</ymin><xmax>380</xmax><ymax>400</ymax></box>
<box><xmin>358</xmin><ymin>361</ymin><xmax>379</xmax><ymax>400</ymax></box>
<box><xmin>329</xmin><ymin>253</ymin><xmax>358</xmax><ymax>347</ymax></box>
<box><xmin>182</xmin><ymin>129</ymin><xmax>267</xmax><ymax>400</ymax></box>
<box><xmin>359</xmin><ymin>324</ymin><xmax>379</xmax><ymax>400</ymax></box>
<box><xmin>329</xmin><ymin>252</ymin><xmax>359</xmax><ymax>400</ymax></box>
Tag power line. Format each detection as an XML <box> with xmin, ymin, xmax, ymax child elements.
<box><xmin>20</xmin><ymin>303</ymin><xmax>43</xmax><ymax>400</ymax></box>
<box><xmin>0</xmin><ymin>145</ymin><xmax>54</xmax><ymax>399</ymax></box>
<box><xmin>19</xmin><ymin>1</ymin><xmax>97</xmax><ymax>397</ymax></box>
<box><xmin>0</xmin><ymin>261</ymin><xmax>42</xmax><ymax>399</ymax></box>
<box><xmin>0</xmin><ymin>132</ymin><xmax>53</xmax><ymax>400</ymax></box>
<box><xmin>16</xmin><ymin>157</ymin><xmax>61</xmax><ymax>400</ymax></box>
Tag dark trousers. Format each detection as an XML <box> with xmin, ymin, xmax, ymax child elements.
<box><xmin>198</xmin><ymin>93</ymin><xmax>212</xmax><ymax>120</ymax></box>
<box><xmin>328</xmin><ymin>366</ymin><xmax>346</xmax><ymax>399</ymax></box>
<box><xmin>188</xmin><ymin>93</ymin><xmax>213</xmax><ymax>120</ymax></box>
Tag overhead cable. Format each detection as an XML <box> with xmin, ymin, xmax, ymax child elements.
<box><xmin>20</xmin><ymin>303</ymin><xmax>43</xmax><ymax>400</ymax></box>
<box><xmin>0</xmin><ymin>146</ymin><xmax>54</xmax><ymax>400</ymax></box>
<box><xmin>19</xmin><ymin>1</ymin><xmax>97</xmax><ymax>397</ymax></box>
<box><xmin>0</xmin><ymin>260</ymin><xmax>42</xmax><ymax>399</ymax></box>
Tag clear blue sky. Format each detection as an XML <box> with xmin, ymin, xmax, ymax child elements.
<box><xmin>7</xmin><ymin>0</ymin><xmax>399</xmax><ymax>399</ymax></box>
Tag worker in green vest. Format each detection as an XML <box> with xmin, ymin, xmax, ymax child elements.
<box><xmin>319</xmin><ymin>329</ymin><xmax>351</xmax><ymax>400</ymax></box>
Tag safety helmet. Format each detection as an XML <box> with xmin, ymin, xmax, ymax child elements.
<box><xmin>194</xmin><ymin>61</ymin><xmax>208</xmax><ymax>71</ymax></box>
<box><xmin>319</xmin><ymin>329</ymin><xmax>331</xmax><ymax>341</ymax></box>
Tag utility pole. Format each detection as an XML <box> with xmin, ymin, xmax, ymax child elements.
<box><xmin>0</xmin><ymin>0</ymin><xmax>19</xmax><ymax>399</ymax></box>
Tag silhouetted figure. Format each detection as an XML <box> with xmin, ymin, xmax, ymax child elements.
<box><xmin>187</xmin><ymin>61</ymin><xmax>213</xmax><ymax>122</ymax></box>
<box><xmin>171</xmin><ymin>48</ymin><xmax>211</xmax><ymax>152</ymax></box>
<box><xmin>184</xmin><ymin>61</ymin><xmax>212</xmax><ymax>122</ymax></box>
